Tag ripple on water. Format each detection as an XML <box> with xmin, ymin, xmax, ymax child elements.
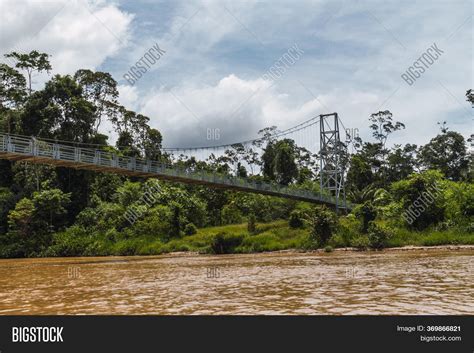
<box><xmin>0</xmin><ymin>250</ymin><xmax>472</xmax><ymax>314</ymax></box>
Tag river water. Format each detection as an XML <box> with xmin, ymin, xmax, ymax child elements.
<box><xmin>0</xmin><ymin>250</ymin><xmax>472</xmax><ymax>315</ymax></box>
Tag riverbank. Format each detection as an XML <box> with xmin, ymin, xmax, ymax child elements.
<box><xmin>27</xmin><ymin>219</ymin><xmax>473</xmax><ymax>258</ymax></box>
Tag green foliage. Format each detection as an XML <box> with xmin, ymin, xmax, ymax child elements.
<box><xmin>419</xmin><ymin>131</ymin><xmax>468</xmax><ymax>181</ymax></box>
<box><xmin>247</xmin><ymin>213</ymin><xmax>257</xmax><ymax>233</ymax></box>
<box><xmin>262</xmin><ymin>139</ymin><xmax>298</xmax><ymax>185</ymax></box>
<box><xmin>169</xmin><ymin>204</ymin><xmax>183</xmax><ymax>238</ymax></box>
<box><xmin>354</xmin><ymin>202</ymin><xmax>377</xmax><ymax>233</ymax></box>
<box><xmin>391</xmin><ymin>170</ymin><xmax>446</xmax><ymax>230</ymax></box>
<box><xmin>289</xmin><ymin>210</ymin><xmax>304</xmax><ymax>228</ymax></box>
<box><xmin>0</xmin><ymin>49</ymin><xmax>472</xmax><ymax>259</ymax></box>
<box><xmin>221</xmin><ymin>203</ymin><xmax>243</xmax><ymax>225</ymax></box>
<box><xmin>350</xmin><ymin>235</ymin><xmax>370</xmax><ymax>250</ymax></box>
<box><xmin>334</xmin><ymin>214</ymin><xmax>361</xmax><ymax>246</ymax></box>
<box><xmin>5</xmin><ymin>50</ymin><xmax>51</xmax><ymax>95</ymax></box>
<box><xmin>210</xmin><ymin>232</ymin><xmax>244</xmax><ymax>254</ymax></box>
<box><xmin>308</xmin><ymin>206</ymin><xmax>338</xmax><ymax>246</ymax></box>
<box><xmin>324</xmin><ymin>245</ymin><xmax>334</xmax><ymax>252</ymax></box>
<box><xmin>184</xmin><ymin>223</ymin><xmax>198</xmax><ymax>235</ymax></box>
<box><xmin>32</xmin><ymin>188</ymin><xmax>71</xmax><ymax>231</ymax></box>
<box><xmin>0</xmin><ymin>187</ymin><xmax>15</xmax><ymax>234</ymax></box>
<box><xmin>367</xmin><ymin>222</ymin><xmax>392</xmax><ymax>249</ymax></box>
<box><xmin>7</xmin><ymin>198</ymin><xmax>35</xmax><ymax>238</ymax></box>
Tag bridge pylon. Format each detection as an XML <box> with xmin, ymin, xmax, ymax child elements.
<box><xmin>319</xmin><ymin>113</ymin><xmax>347</xmax><ymax>212</ymax></box>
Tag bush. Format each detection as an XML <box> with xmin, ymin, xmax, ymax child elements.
<box><xmin>367</xmin><ymin>222</ymin><xmax>392</xmax><ymax>249</ymax></box>
<box><xmin>328</xmin><ymin>234</ymin><xmax>345</xmax><ymax>248</ymax></box>
<box><xmin>46</xmin><ymin>226</ymin><xmax>91</xmax><ymax>257</ymax></box>
<box><xmin>336</xmin><ymin>214</ymin><xmax>361</xmax><ymax>246</ymax></box>
<box><xmin>211</xmin><ymin>232</ymin><xmax>244</xmax><ymax>254</ymax></box>
<box><xmin>247</xmin><ymin>213</ymin><xmax>257</xmax><ymax>233</ymax></box>
<box><xmin>308</xmin><ymin>206</ymin><xmax>338</xmax><ymax>246</ymax></box>
<box><xmin>184</xmin><ymin>223</ymin><xmax>198</xmax><ymax>235</ymax></box>
<box><xmin>289</xmin><ymin>210</ymin><xmax>304</xmax><ymax>228</ymax></box>
<box><xmin>351</xmin><ymin>235</ymin><xmax>370</xmax><ymax>250</ymax></box>
<box><xmin>354</xmin><ymin>202</ymin><xmax>377</xmax><ymax>233</ymax></box>
<box><xmin>391</xmin><ymin>170</ymin><xmax>445</xmax><ymax>230</ymax></box>
<box><xmin>221</xmin><ymin>204</ymin><xmax>243</xmax><ymax>225</ymax></box>
<box><xmin>114</xmin><ymin>239</ymin><xmax>142</xmax><ymax>256</ymax></box>
<box><xmin>239</xmin><ymin>233</ymin><xmax>283</xmax><ymax>252</ymax></box>
<box><xmin>324</xmin><ymin>245</ymin><xmax>334</xmax><ymax>252</ymax></box>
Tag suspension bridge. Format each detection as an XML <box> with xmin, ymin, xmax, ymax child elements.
<box><xmin>0</xmin><ymin>113</ymin><xmax>351</xmax><ymax>210</ymax></box>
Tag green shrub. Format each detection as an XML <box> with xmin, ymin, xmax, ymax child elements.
<box><xmin>351</xmin><ymin>235</ymin><xmax>370</xmax><ymax>250</ymax></box>
<box><xmin>114</xmin><ymin>239</ymin><xmax>143</xmax><ymax>256</ymax></box>
<box><xmin>46</xmin><ymin>226</ymin><xmax>91</xmax><ymax>257</ymax></box>
<box><xmin>211</xmin><ymin>232</ymin><xmax>244</xmax><ymax>254</ymax></box>
<box><xmin>239</xmin><ymin>233</ymin><xmax>283</xmax><ymax>252</ymax></box>
<box><xmin>367</xmin><ymin>222</ymin><xmax>392</xmax><ymax>249</ymax></box>
<box><xmin>184</xmin><ymin>223</ymin><xmax>198</xmax><ymax>235</ymax></box>
<box><xmin>308</xmin><ymin>206</ymin><xmax>338</xmax><ymax>246</ymax></box>
<box><xmin>289</xmin><ymin>210</ymin><xmax>304</xmax><ymax>228</ymax></box>
<box><xmin>328</xmin><ymin>234</ymin><xmax>346</xmax><ymax>248</ymax></box>
<box><xmin>354</xmin><ymin>202</ymin><xmax>377</xmax><ymax>233</ymax></box>
<box><xmin>336</xmin><ymin>215</ymin><xmax>361</xmax><ymax>246</ymax></box>
<box><xmin>324</xmin><ymin>245</ymin><xmax>334</xmax><ymax>252</ymax></box>
<box><xmin>391</xmin><ymin>170</ymin><xmax>446</xmax><ymax>230</ymax></box>
<box><xmin>221</xmin><ymin>204</ymin><xmax>243</xmax><ymax>225</ymax></box>
<box><xmin>247</xmin><ymin>213</ymin><xmax>257</xmax><ymax>233</ymax></box>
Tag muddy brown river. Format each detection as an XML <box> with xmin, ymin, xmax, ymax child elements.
<box><xmin>0</xmin><ymin>250</ymin><xmax>472</xmax><ymax>315</ymax></box>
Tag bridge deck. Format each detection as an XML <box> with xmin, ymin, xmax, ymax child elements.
<box><xmin>0</xmin><ymin>133</ymin><xmax>350</xmax><ymax>209</ymax></box>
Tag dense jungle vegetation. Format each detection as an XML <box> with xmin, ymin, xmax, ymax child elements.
<box><xmin>0</xmin><ymin>51</ymin><xmax>472</xmax><ymax>257</ymax></box>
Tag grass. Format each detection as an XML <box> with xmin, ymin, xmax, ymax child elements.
<box><xmin>41</xmin><ymin>220</ymin><xmax>474</xmax><ymax>257</ymax></box>
<box><xmin>388</xmin><ymin>228</ymin><xmax>474</xmax><ymax>247</ymax></box>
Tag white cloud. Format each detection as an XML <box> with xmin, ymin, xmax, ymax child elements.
<box><xmin>0</xmin><ymin>0</ymin><xmax>133</xmax><ymax>75</ymax></box>
<box><xmin>1</xmin><ymin>0</ymin><xmax>471</xmax><ymax>150</ymax></box>
<box><xmin>134</xmin><ymin>74</ymin><xmax>381</xmax><ymax>148</ymax></box>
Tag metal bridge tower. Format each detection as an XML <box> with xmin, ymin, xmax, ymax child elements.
<box><xmin>319</xmin><ymin>113</ymin><xmax>347</xmax><ymax>212</ymax></box>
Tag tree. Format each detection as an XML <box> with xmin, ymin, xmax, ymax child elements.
<box><xmin>236</xmin><ymin>163</ymin><xmax>248</xmax><ymax>178</ymax></box>
<box><xmin>391</xmin><ymin>170</ymin><xmax>446</xmax><ymax>230</ymax></box>
<box><xmin>369</xmin><ymin>110</ymin><xmax>405</xmax><ymax>150</ymax></box>
<box><xmin>0</xmin><ymin>187</ymin><xmax>15</xmax><ymax>234</ymax></box>
<box><xmin>261</xmin><ymin>140</ymin><xmax>276</xmax><ymax>181</ymax></box>
<box><xmin>308</xmin><ymin>206</ymin><xmax>337</xmax><ymax>246</ymax></box>
<box><xmin>117</xmin><ymin>131</ymin><xmax>140</xmax><ymax>157</ymax></box>
<box><xmin>419</xmin><ymin>131</ymin><xmax>468</xmax><ymax>181</ymax></box>
<box><xmin>7</xmin><ymin>198</ymin><xmax>35</xmax><ymax>238</ymax></box>
<box><xmin>4</xmin><ymin>50</ymin><xmax>51</xmax><ymax>95</ymax></box>
<box><xmin>74</xmin><ymin>69</ymin><xmax>120</xmax><ymax>133</ymax></box>
<box><xmin>466</xmin><ymin>89</ymin><xmax>474</xmax><ymax>107</ymax></box>
<box><xmin>262</xmin><ymin>139</ymin><xmax>298</xmax><ymax>185</ymax></box>
<box><xmin>0</xmin><ymin>63</ymin><xmax>27</xmax><ymax>111</ymax></box>
<box><xmin>346</xmin><ymin>154</ymin><xmax>374</xmax><ymax>192</ymax></box>
<box><xmin>32</xmin><ymin>188</ymin><xmax>71</xmax><ymax>231</ymax></box>
<box><xmin>386</xmin><ymin>144</ymin><xmax>418</xmax><ymax>182</ymax></box>
<box><xmin>368</xmin><ymin>110</ymin><xmax>405</xmax><ymax>184</ymax></box>
<box><xmin>274</xmin><ymin>140</ymin><xmax>298</xmax><ymax>185</ymax></box>
<box><xmin>169</xmin><ymin>204</ymin><xmax>182</xmax><ymax>238</ymax></box>
<box><xmin>143</xmin><ymin>128</ymin><xmax>162</xmax><ymax>161</ymax></box>
<box><xmin>21</xmin><ymin>74</ymin><xmax>96</xmax><ymax>139</ymax></box>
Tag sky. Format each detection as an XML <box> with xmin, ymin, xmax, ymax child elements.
<box><xmin>0</xmin><ymin>0</ymin><xmax>472</xmax><ymax>149</ymax></box>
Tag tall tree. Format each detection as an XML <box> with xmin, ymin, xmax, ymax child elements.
<box><xmin>21</xmin><ymin>74</ymin><xmax>96</xmax><ymax>139</ymax></box>
<box><xmin>74</xmin><ymin>69</ymin><xmax>120</xmax><ymax>133</ymax></box>
<box><xmin>4</xmin><ymin>51</ymin><xmax>51</xmax><ymax>95</ymax></box>
<box><xmin>0</xmin><ymin>63</ymin><xmax>27</xmax><ymax>111</ymax></box>
<box><xmin>419</xmin><ymin>131</ymin><xmax>468</xmax><ymax>181</ymax></box>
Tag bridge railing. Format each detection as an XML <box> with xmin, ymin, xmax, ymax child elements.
<box><xmin>0</xmin><ymin>133</ymin><xmax>350</xmax><ymax>208</ymax></box>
